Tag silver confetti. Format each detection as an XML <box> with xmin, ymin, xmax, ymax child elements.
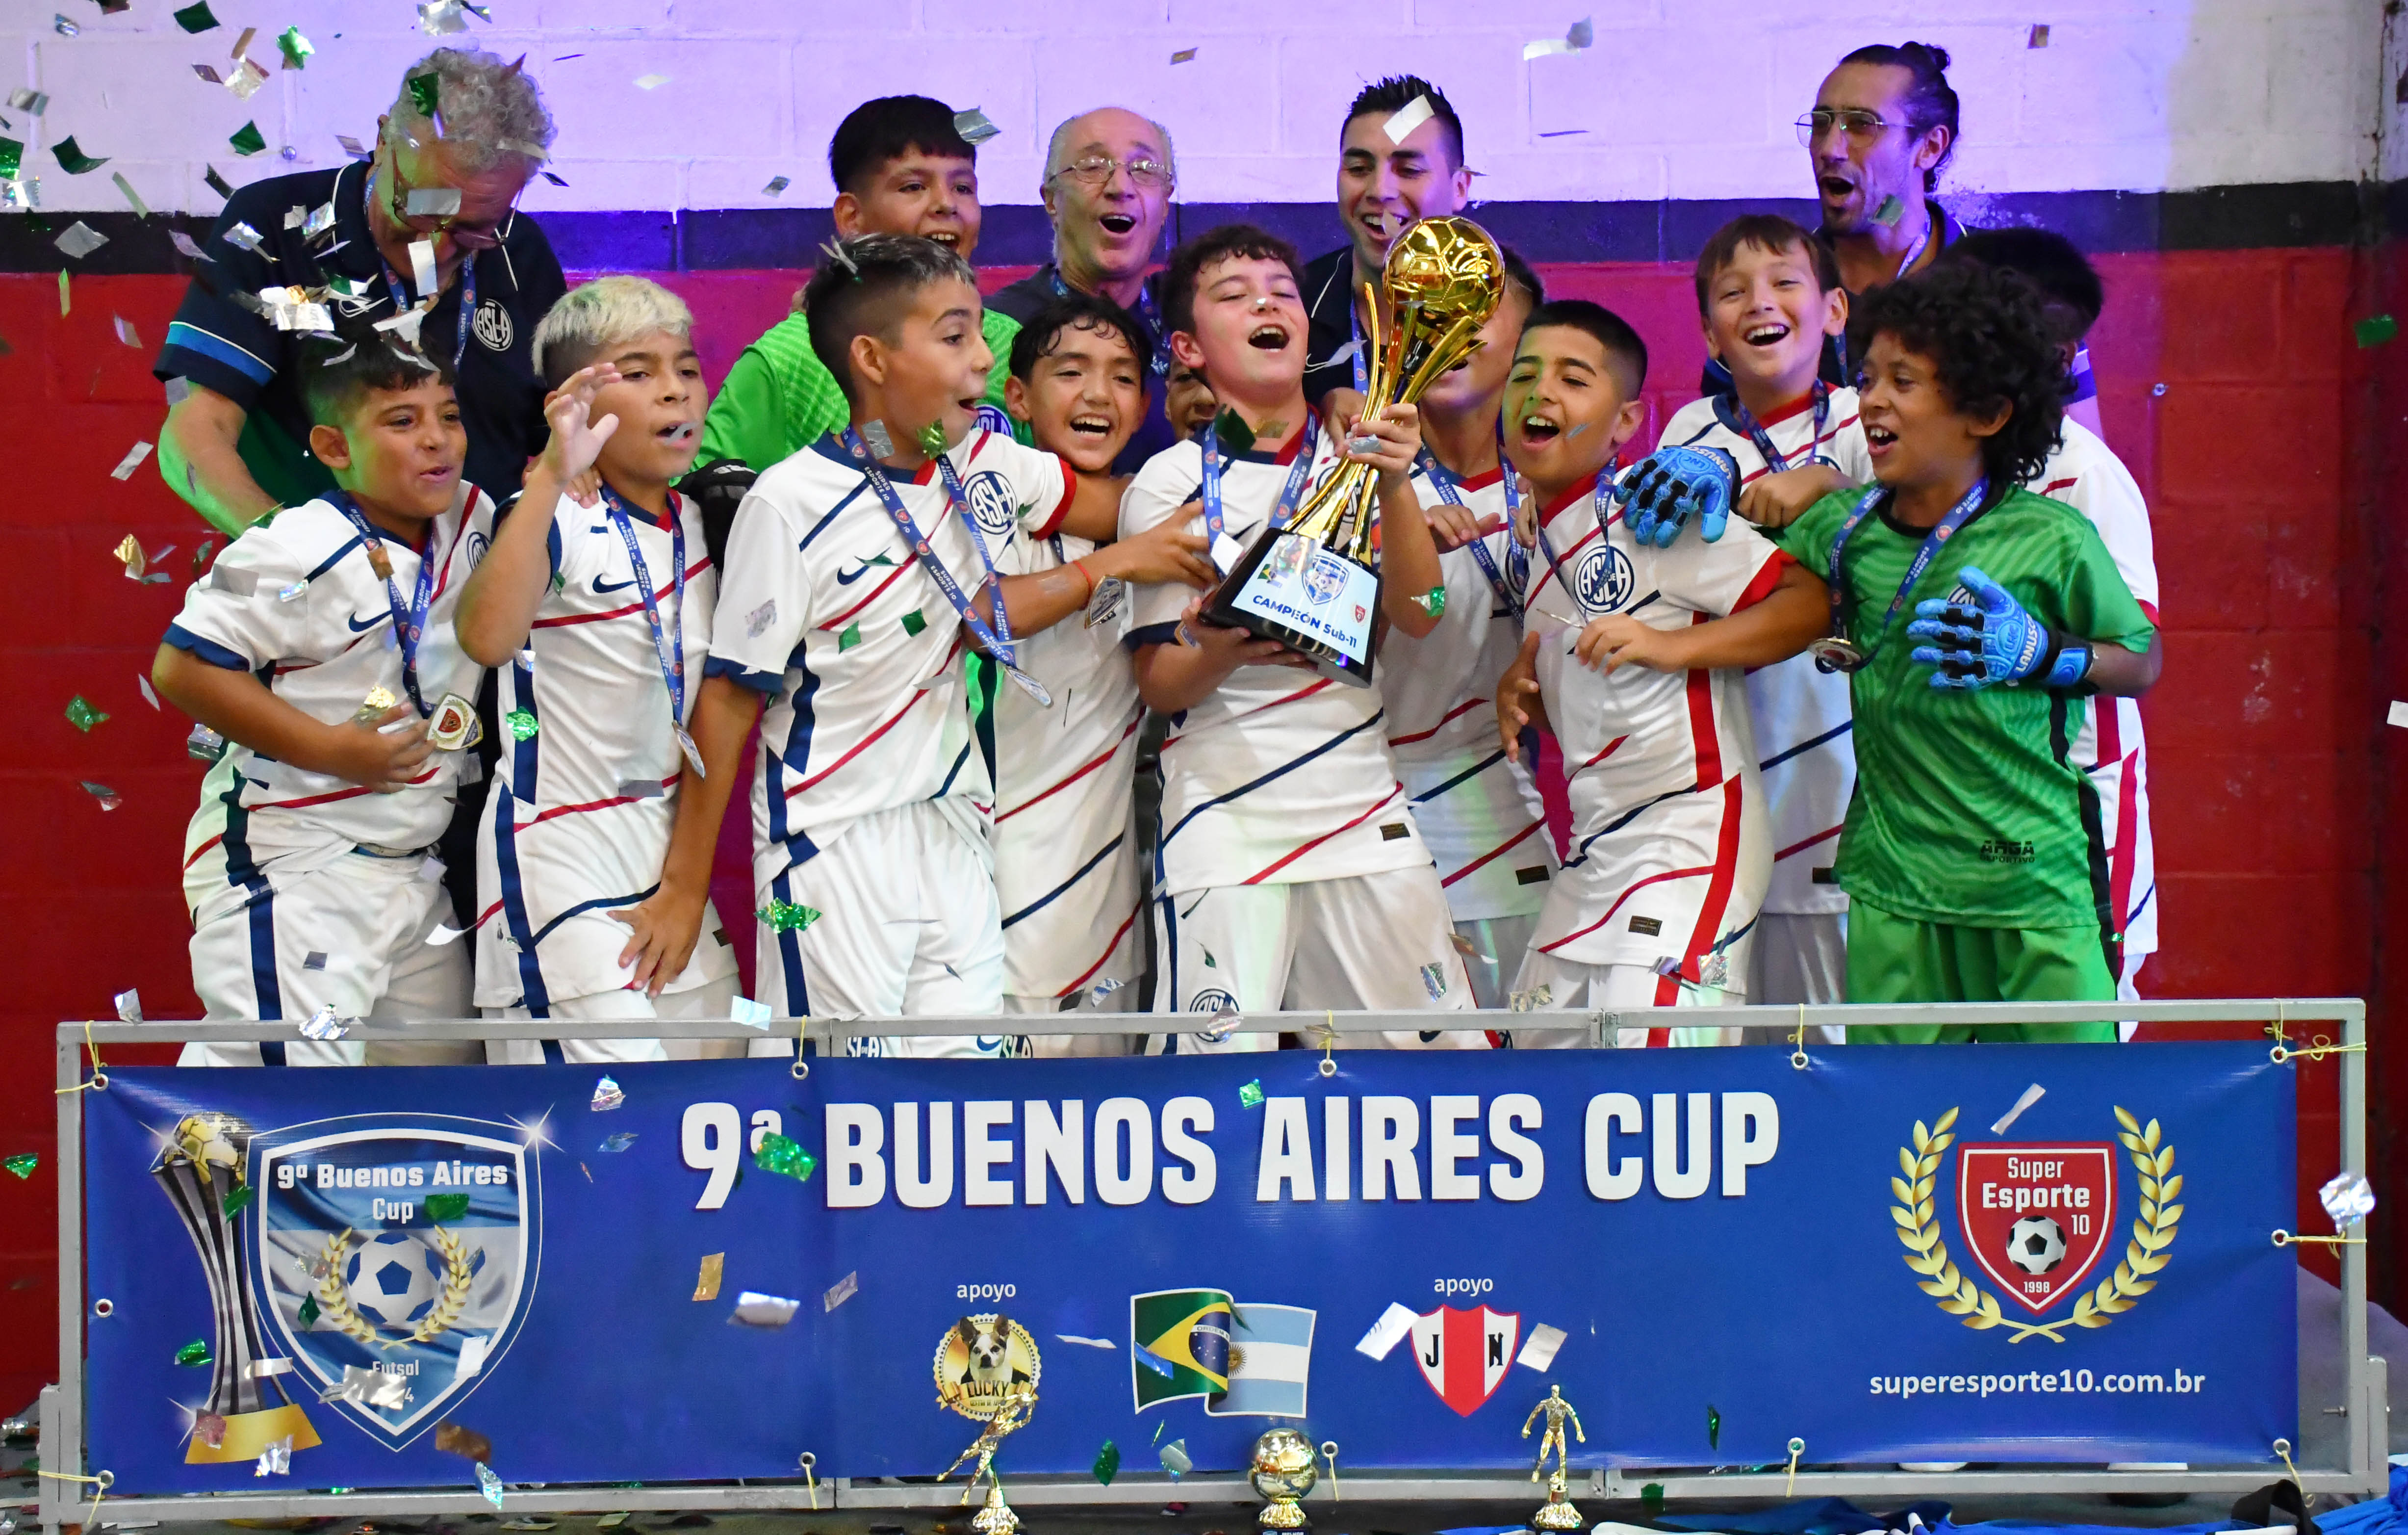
<box><xmin>822</xmin><ymin>1271</ymin><xmax>858</xmax><ymax>1311</ymax></box>
<box><xmin>223</xmin><ymin>221</ymin><xmax>265</xmax><ymax>254</ymax></box>
<box><xmin>298</xmin><ymin>1003</ymin><xmax>348</xmax><ymax>1041</ymax></box>
<box><xmin>405</xmin><ymin>186</ymin><xmax>462</xmax><ymax>218</ymax></box>
<box><xmin>1195</xmin><ymin>1004</ymin><xmax>1242</xmax><ymax>1045</ymax></box>
<box><xmin>187</xmin><ymin>723</ymin><xmax>228</xmax><ymax>761</ymax></box>
<box><xmin>951</xmin><ymin>108</ymin><xmax>1000</xmax><ymax>146</ymax></box>
<box><xmin>1419</xmin><ymin>961</ymin><xmax>1447</xmax><ymax>1001</ymax></box>
<box><xmin>226</xmin><ymin>57</ymin><xmax>270</xmax><ymax>100</ymax></box>
<box><xmin>276</xmin><ymin>578</ymin><xmax>309</xmax><ymax>601</ymax></box>
<box><xmin>113</xmin><ymin>988</ymin><xmax>142</xmax><ymax>1024</ymax></box>
<box><xmin>745</xmin><ymin>598</ymin><xmax>776</xmax><ymax>638</ymax></box>
<box><xmin>1159</xmin><ymin>1439</ymin><xmax>1192</xmax><ymax>1477</ymax></box>
<box><xmin>7</xmin><ymin>89</ymin><xmax>48</xmax><ymax>117</ymax></box>
<box><xmin>731</xmin><ymin>996</ymin><xmax>772</xmax><ymax>1029</ymax></box>
<box><xmin>1508</xmin><ymin>983</ymin><xmax>1553</xmax><ymax>1012</ymax></box>
<box><xmin>416</xmin><ymin>0</ymin><xmax>469</xmax><ymax>34</ymax></box>
<box><xmin>54</xmin><ymin>221</ymin><xmax>108</xmax><ymax>260</ymax></box>
<box><xmin>858</xmin><ymin>419</ymin><xmax>893</xmax><ymax>457</ymax></box>
<box><xmin>762</xmin><ymin>175</ymin><xmax>790</xmax><ymax>196</ymax></box>
<box><xmin>113</xmin><ymin>314</ymin><xmax>140</xmax><ymax>348</ymax></box>
<box><xmin>255</xmin><ymin>1434</ymin><xmax>292</xmax><ymax>1476</ymax></box>
<box><xmin>53</xmin><ymin>14</ymin><xmax>79</xmax><ymax>37</ymax></box>
<box><xmin>729</xmin><ymin>1291</ymin><xmax>800</xmax><ymax>1328</ymax></box>
<box><xmin>336</xmin><ymin>134</ymin><xmax>368</xmax><ymax>159</ymax></box>
<box><xmin>1990</xmin><ymin>1083</ymin><xmax>2046</xmax><ymax>1135</ymax></box>
<box><xmin>2320</xmin><ymin>1171</ymin><xmax>2376</xmax><ymax>1226</ymax></box>
<box><xmin>613</xmin><ymin>779</ymin><xmax>666</xmax><ymax>800</ymax></box>
<box><xmin>165</xmin><ymin>377</ymin><xmax>194</xmax><ymax>406</ymax></box>
<box><xmin>110</xmin><ymin>442</ymin><xmax>153</xmax><ymax>480</ymax></box>
<box><xmin>138</xmin><ymin>674</ymin><xmax>161</xmax><ymax>709</ymax></box>
<box><xmin>633</xmin><ymin>72</ymin><xmax>670</xmax><ymax>90</ymax></box>
<box><xmin>170</xmin><ymin>230</ymin><xmax>208</xmax><ymax>260</ymax></box>
<box><xmin>590</xmin><ymin>1075</ymin><xmax>625</xmax><ymax>1112</ymax></box>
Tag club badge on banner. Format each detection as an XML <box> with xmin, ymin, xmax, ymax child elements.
<box><xmin>84</xmin><ymin>1045</ymin><xmax>2296</xmax><ymax>1494</ymax></box>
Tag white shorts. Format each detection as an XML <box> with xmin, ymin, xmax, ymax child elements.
<box><xmin>484</xmin><ymin>972</ymin><xmax>746</xmax><ymax>1064</ymax></box>
<box><xmin>751</xmin><ymin>801</ymin><xmax>1011</xmax><ymax>1060</ymax></box>
<box><xmin>2116</xmin><ymin>952</ymin><xmax>2148</xmax><ymax>1041</ymax></box>
<box><xmin>1003</xmin><ymin>988</ymin><xmax>1134</xmax><ymax>1058</ymax></box>
<box><xmin>1455</xmin><ymin>912</ymin><xmax>1537</xmax><ymax>1013</ymax></box>
<box><xmin>184</xmin><ymin>848</ymin><xmax>472</xmax><ymax>1067</ymax></box>
<box><xmin>1145</xmin><ymin>869</ymin><xmax>1481</xmax><ymax>1054</ymax></box>
<box><xmin>1508</xmin><ymin>947</ymin><xmax>1742</xmax><ymax>1049</ymax></box>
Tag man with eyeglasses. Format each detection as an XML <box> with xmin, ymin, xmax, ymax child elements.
<box><xmin>987</xmin><ymin>107</ymin><xmax>1179</xmax><ymax>473</ymax></box>
<box><xmin>154</xmin><ymin>46</ymin><xmax>564</xmax><ymax>539</ymax></box>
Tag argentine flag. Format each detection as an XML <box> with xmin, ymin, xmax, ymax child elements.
<box><xmin>1207</xmin><ymin>1303</ymin><xmax>1316</xmax><ymax>1418</ymax></box>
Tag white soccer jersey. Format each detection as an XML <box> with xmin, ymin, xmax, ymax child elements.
<box><xmin>707</xmin><ymin>429</ymin><xmax>1073</xmax><ymax>890</ymax></box>
<box><xmin>474</xmin><ymin>487</ymin><xmax>742</xmax><ymax>1010</ymax></box>
<box><xmin>2035</xmin><ymin>419</ymin><xmax>2159</xmax><ymax>958</ymax></box>
<box><xmin>1385</xmin><ymin>462</ymin><xmax>1553</xmax><ymax>920</ymax></box>
<box><xmin>991</xmin><ymin>531</ymin><xmax>1146</xmax><ymax>1002</ymax></box>
<box><xmin>1520</xmin><ymin>471</ymin><xmax>1789</xmax><ymax>978</ymax></box>
<box><xmin>169</xmin><ymin>487</ymin><xmax>493</xmax><ymax>928</ymax></box>
<box><xmin>1663</xmin><ymin>387</ymin><xmax>1872</xmax><ymax>915</ymax></box>
<box><xmin>1121</xmin><ymin>427</ymin><xmax>1435</xmax><ymax>897</ymax></box>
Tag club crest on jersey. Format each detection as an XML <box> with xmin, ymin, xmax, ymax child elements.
<box><xmin>964</xmin><ymin>470</ymin><xmax>1019</xmax><ymax>542</ymax></box>
<box><xmin>465</xmin><ymin>530</ymin><xmax>489</xmax><ymax>571</ymax></box>
<box><xmin>1409</xmin><ymin>1304</ymin><xmax>1518</xmax><ymax>1416</ymax></box>
<box><xmin>1303</xmin><ymin>553</ymin><xmax>1350</xmax><ymax>607</ymax></box>
<box><xmin>1892</xmin><ymin>1105</ymin><xmax>2178</xmax><ymax>1343</ymax></box>
<box><xmin>244</xmin><ymin>1113</ymin><xmax>541</xmax><ymax>1451</ymax></box>
<box><xmin>472</xmin><ymin>298</ymin><xmax>512</xmax><ymax>353</ymax></box>
<box><xmin>1574</xmin><ymin>544</ymin><xmax>1635</xmax><ymax>614</ymax></box>
<box><xmin>1187</xmin><ymin>988</ymin><xmax>1236</xmax><ymax>1015</ymax></box>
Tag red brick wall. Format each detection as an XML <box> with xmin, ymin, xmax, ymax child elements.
<box><xmin>0</xmin><ymin>247</ymin><xmax>2379</xmax><ymax>1410</ymax></box>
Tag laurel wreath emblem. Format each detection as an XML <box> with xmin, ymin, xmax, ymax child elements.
<box><xmin>312</xmin><ymin>1225</ymin><xmax>475</xmax><ymax>1351</ymax></box>
<box><xmin>1892</xmin><ymin>1105</ymin><xmax>2180</xmax><ymax>1344</ymax></box>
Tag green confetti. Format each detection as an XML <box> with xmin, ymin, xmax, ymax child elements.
<box><xmin>753</xmin><ymin>1132</ymin><xmax>817</xmax><ymax>1183</ymax></box>
<box><xmin>0</xmin><ymin>138</ymin><xmax>20</xmax><ymax>180</ymax></box>
<box><xmin>1641</xmin><ymin>1484</ymin><xmax>1665</xmax><ymax>1516</ymax></box>
<box><xmin>2</xmin><ymin>1153</ymin><xmax>36</xmax><ymax>1179</ymax></box>
<box><xmin>838</xmin><ymin>622</ymin><xmax>861</xmax><ymax>651</ymax></box>
<box><xmin>229</xmin><ymin>121</ymin><xmax>267</xmax><ymax>157</ymax></box>
<box><xmin>65</xmin><ymin>696</ymin><xmax>108</xmax><ymax>732</ymax></box>
<box><xmin>406</xmin><ymin>72</ymin><xmax>440</xmax><ymax>121</ymax></box>
<box><xmin>174</xmin><ymin>1338</ymin><xmax>212</xmax><ymax>1367</ymax></box>
<box><xmin>277</xmin><ymin>25</ymin><xmax>313</xmax><ymax>68</ymax></box>
<box><xmin>1238</xmin><ymin>1079</ymin><xmax>1264</xmax><ymax>1110</ymax></box>
<box><xmin>505</xmin><ymin>709</ymin><xmax>539</xmax><ymax>740</ymax></box>
<box><xmin>1415</xmin><ymin>584</ymin><xmax>1447</xmax><ymax>618</ymax></box>
<box><xmin>1707</xmin><ymin>1404</ymin><xmax>1721</xmax><ymax>1451</ymax></box>
<box><xmin>900</xmin><ymin>609</ymin><xmax>926</xmax><ymax>636</ymax></box>
<box><xmin>58</xmin><ymin>270</ymin><xmax>69</xmax><ymax>316</ymax></box>
<box><xmin>221</xmin><ymin>1183</ymin><xmax>256</xmax><ymax>1218</ymax></box>
<box><xmin>297</xmin><ymin>1292</ymin><xmax>320</xmax><ymax>1327</ymax></box>
<box><xmin>2355</xmin><ymin>313</ymin><xmax>2398</xmax><ymax>349</ymax></box>
<box><xmin>1093</xmin><ymin>1439</ymin><xmax>1121</xmax><ymax>1485</ymax></box>
<box><xmin>916</xmin><ymin>420</ymin><xmax>948</xmax><ymax>460</ymax></box>
<box><xmin>1211</xmin><ymin>406</ymin><xmax>1256</xmax><ymax>456</ymax></box>
<box><xmin>172</xmin><ymin>0</ymin><xmax>219</xmax><ymax>31</ymax></box>
<box><xmin>205</xmin><ymin>165</ymin><xmax>234</xmax><ymax>199</ymax></box>
<box><xmin>52</xmin><ymin>135</ymin><xmax>108</xmax><ymax>175</ymax></box>
<box><xmin>425</xmin><ymin>1192</ymin><xmax>470</xmax><ymax>1222</ymax></box>
<box><xmin>1871</xmin><ymin>194</ymin><xmax>1905</xmax><ymax>227</ymax></box>
<box><xmin>758</xmin><ymin>898</ymin><xmax>820</xmax><ymax>934</ymax></box>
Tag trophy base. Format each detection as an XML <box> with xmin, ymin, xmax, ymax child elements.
<box><xmin>970</xmin><ymin>1485</ymin><xmax>1021</xmax><ymax>1535</ymax></box>
<box><xmin>187</xmin><ymin>1402</ymin><xmax>321</xmax><ymax>1464</ymax></box>
<box><xmin>1203</xmin><ymin>531</ymin><xmax>1380</xmax><ymax>689</ymax></box>
<box><xmin>1257</xmin><ymin>1500</ymin><xmax>1310</xmax><ymax>1532</ymax></box>
<box><xmin>1532</xmin><ymin>1495</ymin><xmax>1584</xmax><ymax>1533</ymax></box>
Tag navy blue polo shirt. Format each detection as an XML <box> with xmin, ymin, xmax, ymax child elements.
<box><xmin>153</xmin><ymin>160</ymin><xmax>566</xmax><ymax>510</ymax></box>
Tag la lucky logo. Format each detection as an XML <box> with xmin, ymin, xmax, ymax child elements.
<box><xmin>1892</xmin><ymin>1106</ymin><xmax>2179</xmax><ymax>1344</ymax></box>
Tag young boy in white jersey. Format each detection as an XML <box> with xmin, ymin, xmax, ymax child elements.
<box><xmin>1493</xmin><ymin>301</ymin><xmax>1827</xmax><ymax>1044</ymax></box>
<box><xmin>1650</xmin><ymin>214</ymin><xmax>1872</xmax><ymax>1008</ymax></box>
<box><xmin>1120</xmin><ymin>222</ymin><xmax>1478</xmax><ymax>1051</ymax></box>
<box><xmin>1386</xmin><ymin>247</ymin><xmax>1556</xmax><ymax>1008</ymax></box>
<box><xmin>156</xmin><ymin>336</ymin><xmax>494</xmax><ymax>1067</ymax></box>
<box><xmin>650</xmin><ymin>234</ymin><xmax>1130</xmax><ymax>1057</ymax></box>
<box><xmin>453</xmin><ymin>277</ymin><xmax>743</xmax><ymax>1063</ymax></box>
<box><xmin>992</xmin><ymin>293</ymin><xmax>1216</xmax><ymax>1048</ymax></box>
<box><xmin>1938</xmin><ymin>228</ymin><xmax>2159</xmax><ymax>1009</ymax></box>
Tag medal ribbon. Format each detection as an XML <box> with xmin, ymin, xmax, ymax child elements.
<box><xmin>1412</xmin><ymin>445</ymin><xmax>1517</xmax><ymax>612</ymax></box>
<box><xmin>597</xmin><ymin>484</ymin><xmax>689</xmax><ymax>742</ymax></box>
<box><xmin>1728</xmin><ymin>383</ymin><xmax>1830</xmax><ymax>475</ymax></box>
<box><xmin>1200</xmin><ymin>415</ymin><xmax>1321</xmax><ymax>547</ymax></box>
<box><xmin>326</xmin><ymin>489</ymin><xmax>436</xmax><ymax>716</ymax></box>
<box><xmin>839</xmin><ymin>428</ymin><xmax>1021</xmax><ymax>670</ymax></box>
<box><xmin>365</xmin><ymin>165</ymin><xmax>478</xmax><ymax>374</ymax></box>
<box><xmin>1824</xmin><ymin>476</ymin><xmax>1990</xmax><ymax>665</ymax></box>
<box><xmin>1050</xmin><ymin>266</ymin><xmax>1169</xmax><ymax>377</ymax></box>
<box><xmin>1530</xmin><ymin>469</ymin><xmax>1614</xmax><ymax>617</ymax></box>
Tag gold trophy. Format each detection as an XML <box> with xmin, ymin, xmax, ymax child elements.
<box><xmin>1522</xmin><ymin>1384</ymin><xmax>1587</xmax><ymax>1531</ymax></box>
<box><xmin>934</xmin><ymin>1315</ymin><xmax>1043</xmax><ymax>1535</ymax></box>
<box><xmin>1250</xmin><ymin>1427</ymin><xmax>1319</xmax><ymax>1531</ymax></box>
<box><xmin>1201</xmin><ymin>215</ymin><xmax>1505</xmax><ymax>687</ymax></box>
<box><xmin>941</xmin><ymin>1379</ymin><xmax>1034</xmax><ymax>1535</ymax></box>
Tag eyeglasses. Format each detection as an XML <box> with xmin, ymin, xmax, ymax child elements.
<box><xmin>382</xmin><ymin>158</ymin><xmax>512</xmax><ymax>250</ymax></box>
<box><xmin>1796</xmin><ymin>108</ymin><xmax>1908</xmax><ymax>148</ymax></box>
<box><xmin>1053</xmin><ymin>155</ymin><xmax>1172</xmax><ymax>191</ymax></box>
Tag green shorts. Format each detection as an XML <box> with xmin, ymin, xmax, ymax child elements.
<box><xmin>1844</xmin><ymin>897</ymin><xmax>2116</xmax><ymax>1043</ymax></box>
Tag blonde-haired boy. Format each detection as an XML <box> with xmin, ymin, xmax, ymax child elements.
<box><xmin>456</xmin><ymin>275</ymin><xmax>743</xmax><ymax>1060</ymax></box>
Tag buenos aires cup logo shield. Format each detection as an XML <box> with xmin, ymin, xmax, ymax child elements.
<box><xmin>244</xmin><ymin>1114</ymin><xmax>542</xmax><ymax>1451</ymax></box>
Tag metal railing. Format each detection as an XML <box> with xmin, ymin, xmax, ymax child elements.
<box><xmin>40</xmin><ymin>997</ymin><xmax>2381</xmax><ymax>1523</ymax></box>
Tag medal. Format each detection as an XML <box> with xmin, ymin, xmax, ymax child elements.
<box><xmin>365</xmin><ymin>543</ymin><xmax>394</xmax><ymax>582</ymax></box>
<box><xmin>426</xmin><ymin>693</ymin><xmax>480</xmax><ymax>751</ymax></box>
<box><xmin>1808</xmin><ymin>636</ymin><xmax>1866</xmax><ymax>674</ymax></box>
<box><xmin>352</xmin><ymin>685</ymin><xmax>398</xmax><ymax>724</ymax></box>
<box><xmin>599</xmin><ymin>485</ymin><xmax>701</xmax><ymax>778</ymax></box>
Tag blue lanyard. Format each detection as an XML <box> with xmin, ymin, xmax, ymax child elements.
<box><xmin>1050</xmin><ymin>266</ymin><xmax>1168</xmax><ymax>377</ymax></box>
<box><xmin>326</xmin><ymin>490</ymin><xmax>436</xmax><ymax>717</ymax></box>
<box><xmin>1728</xmin><ymin>384</ymin><xmax>1830</xmax><ymax>474</ymax></box>
<box><xmin>1349</xmin><ymin>307</ymin><xmax>1369</xmax><ymax>395</ymax></box>
<box><xmin>365</xmin><ymin>165</ymin><xmax>476</xmax><ymax>374</ymax></box>
<box><xmin>1201</xmin><ymin>416</ymin><xmax>1321</xmax><ymax>547</ymax></box>
<box><xmin>597</xmin><ymin>485</ymin><xmax>699</xmax><ymax>774</ymax></box>
<box><xmin>1825</xmin><ymin>477</ymin><xmax>1989</xmax><ymax>664</ymax></box>
<box><xmin>1412</xmin><ymin>445</ymin><xmax>1516</xmax><ymax>612</ymax></box>
<box><xmin>839</xmin><ymin>429</ymin><xmax>1049</xmax><ymax>703</ymax></box>
<box><xmin>1530</xmin><ymin>471</ymin><xmax>1612</xmax><ymax>616</ymax></box>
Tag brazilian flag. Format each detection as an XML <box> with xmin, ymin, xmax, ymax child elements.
<box><xmin>1129</xmin><ymin>1289</ymin><xmax>1235</xmax><ymax>1409</ymax></box>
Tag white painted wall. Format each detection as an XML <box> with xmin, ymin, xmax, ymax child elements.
<box><xmin>0</xmin><ymin>0</ymin><xmax>2384</xmax><ymax>214</ymax></box>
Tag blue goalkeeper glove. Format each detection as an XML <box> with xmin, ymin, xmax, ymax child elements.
<box><xmin>1907</xmin><ymin>565</ymin><xmax>2093</xmax><ymax>691</ymax></box>
<box><xmin>1615</xmin><ymin>445</ymin><xmax>1738</xmax><ymax>546</ymax></box>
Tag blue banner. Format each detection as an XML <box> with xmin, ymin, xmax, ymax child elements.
<box><xmin>85</xmin><ymin>1044</ymin><xmax>2296</xmax><ymax>1495</ymax></box>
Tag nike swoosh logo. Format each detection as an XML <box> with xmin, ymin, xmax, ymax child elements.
<box><xmin>593</xmin><ymin>574</ymin><xmax>639</xmax><ymax>594</ymax></box>
<box><xmin>836</xmin><ymin>560</ymin><xmax>886</xmax><ymax>585</ymax></box>
<box><xmin>345</xmin><ymin>612</ymin><xmax>388</xmax><ymax>632</ymax></box>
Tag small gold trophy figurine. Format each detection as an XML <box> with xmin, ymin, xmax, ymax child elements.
<box><xmin>1250</xmin><ymin>1427</ymin><xmax>1319</xmax><ymax>1531</ymax></box>
<box><xmin>1522</xmin><ymin>1384</ymin><xmax>1587</xmax><ymax>1532</ymax></box>
<box><xmin>941</xmin><ymin>1379</ymin><xmax>1034</xmax><ymax>1535</ymax></box>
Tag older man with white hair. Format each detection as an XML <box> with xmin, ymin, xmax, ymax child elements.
<box><xmin>988</xmin><ymin>106</ymin><xmax>1183</xmax><ymax>472</ymax></box>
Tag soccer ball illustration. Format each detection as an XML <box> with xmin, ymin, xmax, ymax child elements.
<box><xmin>345</xmin><ymin>1231</ymin><xmax>443</xmax><ymax>1328</ymax></box>
<box><xmin>2007</xmin><ymin>1215</ymin><xmax>2068</xmax><ymax>1275</ymax></box>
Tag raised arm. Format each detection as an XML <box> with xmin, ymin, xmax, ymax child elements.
<box><xmin>457</xmin><ymin>366</ymin><xmax>622</xmax><ymax>665</ymax></box>
<box><xmin>160</xmin><ymin>385</ymin><xmax>281</xmax><ymax>537</ymax></box>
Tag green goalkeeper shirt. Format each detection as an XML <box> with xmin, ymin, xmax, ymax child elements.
<box><xmin>697</xmin><ymin>307</ymin><xmax>1025</xmax><ymax>472</ymax></box>
<box><xmin>1768</xmin><ymin>484</ymin><xmax>2156</xmax><ymax>930</ymax></box>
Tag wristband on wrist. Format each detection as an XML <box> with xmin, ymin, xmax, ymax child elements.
<box><xmin>1070</xmin><ymin>557</ymin><xmax>1096</xmax><ymax>603</ymax></box>
<box><xmin>2038</xmin><ymin>628</ymin><xmax>2095</xmax><ymax>690</ymax></box>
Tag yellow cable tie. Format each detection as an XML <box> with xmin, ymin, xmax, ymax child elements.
<box><xmin>1321</xmin><ymin>1440</ymin><xmax>1339</xmax><ymax>1502</ymax></box>
<box><xmin>37</xmin><ymin>1467</ymin><xmax>110</xmax><ymax>1523</ymax></box>
<box><xmin>2274</xmin><ymin>1437</ymin><xmax>2302</xmax><ymax>1494</ymax></box>
<box><xmin>799</xmin><ymin>1451</ymin><xmax>818</xmax><ymax>1510</ymax></box>
<box><xmin>1785</xmin><ymin>1437</ymin><xmax>1804</xmax><ymax>1497</ymax></box>
<box><xmin>56</xmin><ymin>1019</ymin><xmax>109</xmax><ymax>1093</ymax></box>
<box><xmin>2273</xmin><ymin>1230</ymin><xmax>2366</xmax><ymax>1248</ymax></box>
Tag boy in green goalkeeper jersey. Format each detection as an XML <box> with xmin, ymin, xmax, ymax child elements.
<box><xmin>698</xmin><ymin>95</ymin><xmax>1022</xmax><ymax>472</ymax></box>
<box><xmin>1756</xmin><ymin>263</ymin><xmax>2160</xmax><ymax>1036</ymax></box>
